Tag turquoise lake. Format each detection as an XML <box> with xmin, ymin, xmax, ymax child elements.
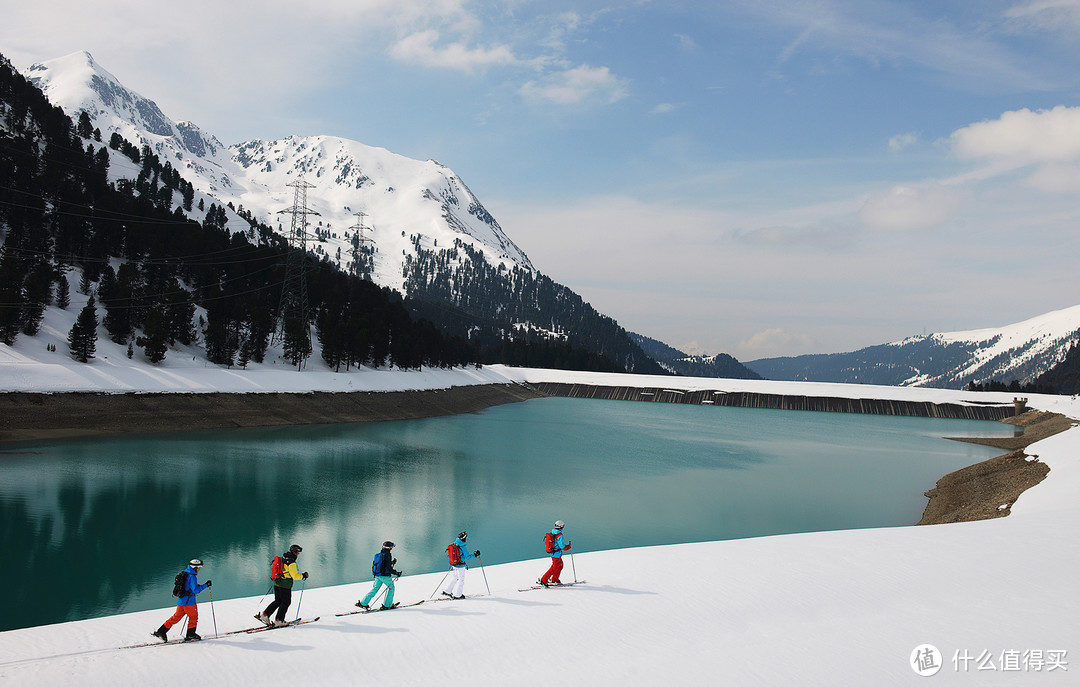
<box><xmin>0</xmin><ymin>396</ymin><xmax>1015</xmax><ymax>631</ymax></box>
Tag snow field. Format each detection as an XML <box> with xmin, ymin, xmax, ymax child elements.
<box><xmin>2</xmin><ymin>427</ymin><xmax>1077</xmax><ymax>687</ymax></box>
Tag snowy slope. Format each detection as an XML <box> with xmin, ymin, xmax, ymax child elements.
<box><xmin>749</xmin><ymin>304</ymin><xmax>1080</xmax><ymax>389</ymax></box>
<box><xmin>24</xmin><ymin>51</ymin><xmax>532</xmax><ymax>294</ymax></box>
<box><xmin>898</xmin><ymin>303</ymin><xmax>1080</xmax><ymax>386</ymax></box>
<box><xmin>1</xmin><ymin>387</ymin><xmax>1077</xmax><ymax>686</ymax></box>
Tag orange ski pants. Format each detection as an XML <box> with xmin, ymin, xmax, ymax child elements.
<box><xmin>164</xmin><ymin>604</ymin><xmax>198</xmax><ymax>630</ymax></box>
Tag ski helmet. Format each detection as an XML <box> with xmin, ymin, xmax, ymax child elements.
<box><xmin>382</xmin><ymin>540</ymin><xmax>395</xmax><ymax>549</ymax></box>
<box><xmin>189</xmin><ymin>558</ymin><xmax>204</xmax><ymax>567</ymax></box>
<box><xmin>458</xmin><ymin>531</ymin><xmax>468</xmax><ymax>541</ymax></box>
<box><xmin>554</xmin><ymin>520</ymin><xmax>565</xmax><ymax>530</ymax></box>
<box><xmin>289</xmin><ymin>544</ymin><xmax>303</xmax><ymax>554</ymax></box>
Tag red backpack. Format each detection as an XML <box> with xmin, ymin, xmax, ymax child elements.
<box><xmin>544</xmin><ymin>531</ymin><xmax>559</xmax><ymax>554</ymax></box>
<box><xmin>447</xmin><ymin>543</ymin><xmax>462</xmax><ymax>566</ymax></box>
<box><xmin>270</xmin><ymin>555</ymin><xmax>284</xmax><ymax>580</ymax></box>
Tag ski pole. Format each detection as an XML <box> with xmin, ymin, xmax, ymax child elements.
<box><xmin>256</xmin><ymin>583</ymin><xmax>272</xmax><ymax>609</ymax></box>
<box><xmin>477</xmin><ymin>555</ymin><xmax>491</xmax><ymax>596</ymax></box>
<box><xmin>293</xmin><ymin>578</ymin><xmax>306</xmax><ymax>626</ymax></box>
<box><xmin>430</xmin><ymin>568</ymin><xmax>452</xmax><ymax>599</ymax></box>
<box><xmin>209</xmin><ymin>587</ymin><xmax>219</xmax><ymax>638</ymax></box>
<box><xmin>373</xmin><ymin>583</ymin><xmax>389</xmax><ymax>607</ymax></box>
<box><xmin>570</xmin><ymin>548</ymin><xmax>578</xmax><ymax>583</ymax></box>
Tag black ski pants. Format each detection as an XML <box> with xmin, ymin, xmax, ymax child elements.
<box><xmin>264</xmin><ymin>586</ymin><xmax>293</xmax><ymax>621</ymax></box>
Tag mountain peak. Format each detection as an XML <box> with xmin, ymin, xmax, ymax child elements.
<box><xmin>22</xmin><ymin>51</ymin><xmax>533</xmax><ymax>290</ymax></box>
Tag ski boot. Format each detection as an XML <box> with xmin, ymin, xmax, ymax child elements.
<box><xmin>254</xmin><ymin>612</ymin><xmax>272</xmax><ymax>627</ymax></box>
<box><xmin>151</xmin><ymin>625</ymin><xmax>169</xmax><ymax>642</ymax></box>
<box><xmin>184</xmin><ymin>627</ymin><xmax>202</xmax><ymax>642</ymax></box>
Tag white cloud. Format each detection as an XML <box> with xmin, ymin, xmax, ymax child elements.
<box><xmin>950</xmin><ymin>105</ymin><xmax>1080</xmax><ymax>165</ymax></box>
<box><xmin>651</xmin><ymin>103</ymin><xmax>680</xmax><ymax>114</ymax></box>
<box><xmin>1025</xmin><ymin>162</ymin><xmax>1080</xmax><ymax>193</ymax></box>
<box><xmin>888</xmin><ymin>132</ymin><xmax>919</xmax><ymax>152</ymax></box>
<box><xmin>1005</xmin><ymin>0</ymin><xmax>1080</xmax><ymax>31</ymax></box>
<box><xmin>674</xmin><ymin>33</ymin><xmax>698</xmax><ymax>51</ymax></box>
<box><xmin>859</xmin><ymin>185</ymin><xmax>963</xmax><ymax>232</ymax></box>
<box><xmin>737</xmin><ymin>328</ymin><xmax>817</xmax><ymax>360</ymax></box>
<box><xmin>519</xmin><ymin>65</ymin><xmax>629</xmax><ymax>105</ymax></box>
<box><xmin>389</xmin><ymin>30</ymin><xmax>518</xmax><ymax>72</ymax></box>
<box><xmin>732</xmin><ymin>0</ymin><xmax>1048</xmax><ymax>91</ymax></box>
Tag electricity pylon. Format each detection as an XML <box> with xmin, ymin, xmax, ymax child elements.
<box><xmin>349</xmin><ymin>210</ymin><xmax>374</xmax><ymax>279</ymax></box>
<box><xmin>275</xmin><ymin>177</ymin><xmax>319</xmax><ymax>369</ymax></box>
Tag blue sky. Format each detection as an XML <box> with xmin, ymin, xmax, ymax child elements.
<box><xmin>4</xmin><ymin>0</ymin><xmax>1080</xmax><ymax>360</ymax></box>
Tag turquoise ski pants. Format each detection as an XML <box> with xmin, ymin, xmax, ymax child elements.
<box><xmin>361</xmin><ymin>576</ymin><xmax>395</xmax><ymax>608</ymax></box>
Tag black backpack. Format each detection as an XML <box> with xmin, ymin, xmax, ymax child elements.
<box><xmin>172</xmin><ymin>569</ymin><xmax>189</xmax><ymax>597</ymax></box>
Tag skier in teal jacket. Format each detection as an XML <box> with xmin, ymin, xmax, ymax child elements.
<box><xmin>441</xmin><ymin>531</ymin><xmax>479</xmax><ymax>599</ymax></box>
<box><xmin>539</xmin><ymin>520</ymin><xmax>571</xmax><ymax>586</ymax></box>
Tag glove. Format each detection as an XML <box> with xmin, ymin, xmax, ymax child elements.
<box><xmin>564</xmin><ymin>542</ymin><xmax>571</xmax><ymax>550</ymax></box>
<box><xmin>302</xmin><ymin>572</ymin><xmax>309</xmax><ymax>580</ymax></box>
<box><xmin>206</xmin><ymin>580</ymin><xmax>212</xmax><ymax>587</ymax></box>
<box><xmin>392</xmin><ymin>558</ymin><xmax>397</xmax><ymax>565</ymax></box>
<box><xmin>394</xmin><ymin>572</ymin><xmax>402</xmax><ymax>579</ymax></box>
<box><xmin>473</xmin><ymin>550</ymin><xmax>481</xmax><ymax>557</ymax></box>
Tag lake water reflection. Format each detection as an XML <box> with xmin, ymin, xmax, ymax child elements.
<box><xmin>0</xmin><ymin>397</ymin><xmax>1014</xmax><ymax>631</ymax></box>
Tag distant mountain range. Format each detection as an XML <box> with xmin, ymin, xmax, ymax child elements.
<box><xmin>747</xmin><ymin>305</ymin><xmax>1080</xmax><ymax>389</ymax></box>
<box><xmin>629</xmin><ymin>333</ymin><xmax>760</xmax><ymax>380</ymax></box>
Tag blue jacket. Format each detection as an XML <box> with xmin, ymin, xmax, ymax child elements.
<box><xmin>177</xmin><ymin>565</ymin><xmax>209</xmax><ymax>606</ymax></box>
<box><xmin>372</xmin><ymin>550</ymin><xmax>401</xmax><ymax>578</ymax></box>
<box><xmin>450</xmin><ymin>538</ymin><xmax>475</xmax><ymax>569</ymax></box>
<box><xmin>550</xmin><ymin>529</ymin><xmax>569</xmax><ymax>559</ymax></box>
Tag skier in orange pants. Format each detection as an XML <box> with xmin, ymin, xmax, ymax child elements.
<box><xmin>152</xmin><ymin>559</ymin><xmax>211</xmax><ymax>642</ymax></box>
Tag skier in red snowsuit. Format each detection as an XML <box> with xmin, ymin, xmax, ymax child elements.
<box><xmin>539</xmin><ymin>520</ymin><xmax>571</xmax><ymax>586</ymax></box>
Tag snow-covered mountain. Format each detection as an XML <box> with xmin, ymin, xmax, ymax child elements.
<box><xmin>748</xmin><ymin>305</ymin><xmax>1080</xmax><ymax>389</ymax></box>
<box><xmin>24</xmin><ymin>51</ymin><xmax>532</xmax><ymax>293</ymax></box>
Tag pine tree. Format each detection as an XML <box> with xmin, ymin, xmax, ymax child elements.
<box><xmin>0</xmin><ymin>248</ymin><xmax>24</xmax><ymax>345</ymax></box>
<box><xmin>76</xmin><ymin>111</ymin><xmax>93</xmax><ymax>139</ymax></box>
<box><xmin>135</xmin><ymin>304</ymin><xmax>169</xmax><ymax>363</ymax></box>
<box><xmin>68</xmin><ymin>295</ymin><xmax>98</xmax><ymax>363</ymax></box>
<box><xmin>282</xmin><ymin>317</ymin><xmax>312</xmax><ymax>370</ymax></box>
<box><xmin>56</xmin><ymin>275</ymin><xmax>70</xmax><ymax>309</ymax></box>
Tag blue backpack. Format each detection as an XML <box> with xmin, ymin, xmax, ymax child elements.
<box><xmin>372</xmin><ymin>551</ymin><xmax>386</xmax><ymax>577</ymax></box>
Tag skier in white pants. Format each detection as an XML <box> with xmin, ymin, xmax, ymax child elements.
<box><xmin>442</xmin><ymin>531</ymin><xmax>480</xmax><ymax>599</ymax></box>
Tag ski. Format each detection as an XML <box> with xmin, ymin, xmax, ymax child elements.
<box><xmin>122</xmin><ymin>617</ymin><xmax>319</xmax><ymax>649</ymax></box>
<box><xmin>243</xmin><ymin>616</ymin><xmax>320</xmax><ymax>633</ymax></box>
<box><xmin>518</xmin><ymin>580</ymin><xmax>587</xmax><ymax>592</ymax></box>
<box><xmin>430</xmin><ymin>593</ymin><xmax>478</xmax><ymax>603</ymax></box>
<box><xmin>335</xmin><ymin>601</ymin><xmax>422</xmax><ymax>617</ymax></box>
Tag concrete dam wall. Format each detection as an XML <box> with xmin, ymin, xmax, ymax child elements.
<box><xmin>531</xmin><ymin>382</ymin><xmax>1016</xmax><ymax>421</ymax></box>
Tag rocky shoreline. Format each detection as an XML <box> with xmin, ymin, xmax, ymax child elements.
<box><xmin>0</xmin><ymin>384</ymin><xmax>545</xmax><ymax>444</ymax></box>
<box><xmin>918</xmin><ymin>411</ymin><xmax>1075</xmax><ymax>525</ymax></box>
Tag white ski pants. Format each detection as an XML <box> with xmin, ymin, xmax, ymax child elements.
<box><xmin>443</xmin><ymin>566</ymin><xmax>467</xmax><ymax>597</ymax></box>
